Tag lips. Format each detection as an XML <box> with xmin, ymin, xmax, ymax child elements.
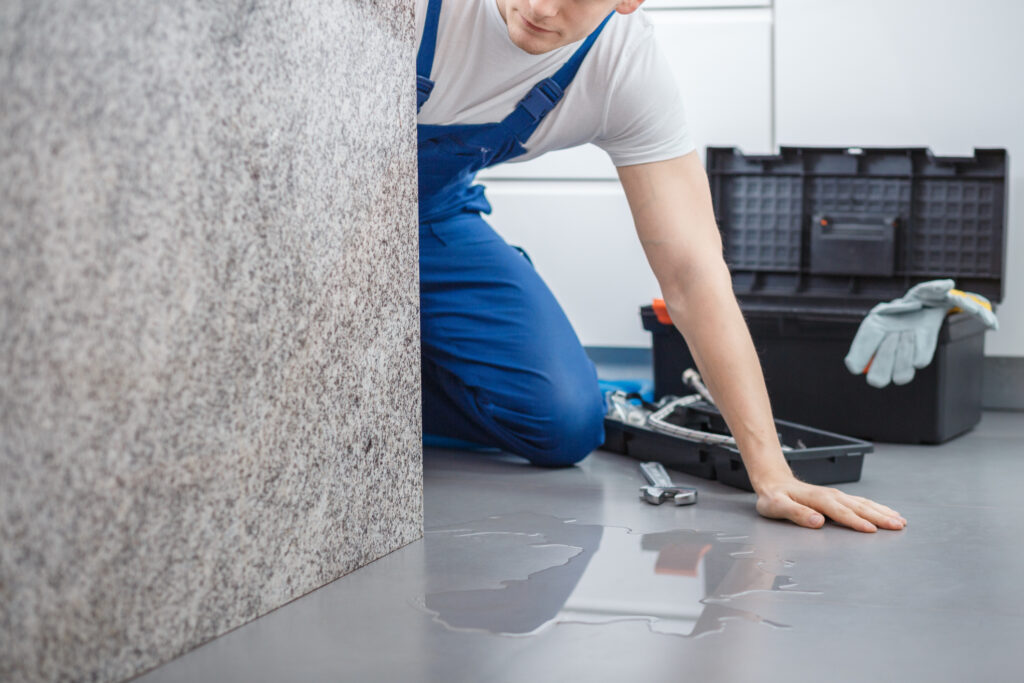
<box><xmin>521</xmin><ymin>15</ymin><xmax>553</xmax><ymax>34</ymax></box>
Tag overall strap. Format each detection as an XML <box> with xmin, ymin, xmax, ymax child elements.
<box><xmin>501</xmin><ymin>11</ymin><xmax>615</xmax><ymax>143</ymax></box>
<box><xmin>416</xmin><ymin>0</ymin><xmax>443</xmax><ymax>110</ymax></box>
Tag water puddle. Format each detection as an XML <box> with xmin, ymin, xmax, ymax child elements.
<box><xmin>415</xmin><ymin>512</ymin><xmax>819</xmax><ymax>638</ymax></box>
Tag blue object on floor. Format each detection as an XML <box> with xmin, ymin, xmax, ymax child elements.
<box><xmin>598</xmin><ymin>378</ymin><xmax>655</xmax><ymax>404</ymax></box>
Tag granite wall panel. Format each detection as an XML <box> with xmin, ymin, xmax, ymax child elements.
<box><xmin>0</xmin><ymin>1</ymin><xmax>420</xmax><ymax>681</ymax></box>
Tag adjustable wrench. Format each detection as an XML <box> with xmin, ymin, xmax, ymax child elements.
<box><xmin>639</xmin><ymin>461</ymin><xmax>697</xmax><ymax>506</ymax></box>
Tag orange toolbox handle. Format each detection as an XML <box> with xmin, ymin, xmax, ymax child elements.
<box><xmin>652</xmin><ymin>298</ymin><xmax>673</xmax><ymax>325</ymax></box>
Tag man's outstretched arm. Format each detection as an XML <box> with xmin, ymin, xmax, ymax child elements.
<box><xmin>617</xmin><ymin>150</ymin><xmax>906</xmax><ymax>533</ymax></box>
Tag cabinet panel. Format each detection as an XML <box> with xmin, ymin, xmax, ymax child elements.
<box><xmin>480</xmin><ymin>8</ymin><xmax>774</xmax><ymax>180</ymax></box>
<box><xmin>483</xmin><ymin>181</ymin><xmax>661</xmax><ymax>348</ymax></box>
<box><xmin>775</xmin><ymin>0</ymin><xmax>1024</xmax><ymax>357</ymax></box>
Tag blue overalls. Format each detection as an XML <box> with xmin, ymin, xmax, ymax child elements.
<box><xmin>417</xmin><ymin>0</ymin><xmax>612</xmax><ymax>466</ymax></box>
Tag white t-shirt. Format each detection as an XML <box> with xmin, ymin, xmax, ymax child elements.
<box><xmin>416</xmin><ymin>0</ymin><xmax>695</xmax><ymax>167</ymax></box>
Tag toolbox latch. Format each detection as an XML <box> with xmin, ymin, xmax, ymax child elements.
<box><xmin>809</xmin><ymin>214</ymin><xmax>898</xmax><ymax>277</ymax></box>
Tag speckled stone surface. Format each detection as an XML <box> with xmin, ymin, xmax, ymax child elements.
<box><xmin>0</xmin><ymin>1</ymin><xmax>420</xmax><ymax>681</ymax></box>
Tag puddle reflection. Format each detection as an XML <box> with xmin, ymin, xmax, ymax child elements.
<box><xmin>417</xmin><ymin>512</ymin><xmax>818</xmax><ymax>638</ymax></box>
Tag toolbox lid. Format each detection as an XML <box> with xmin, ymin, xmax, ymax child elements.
<box><xmin>706</xmin><ymin>146</ymin><xmax>1008</xmax><ymax>313</ymax></box>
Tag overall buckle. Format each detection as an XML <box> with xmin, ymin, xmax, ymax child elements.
<box><xmin>518</xmin><ymin>78</ymin><xmax>564</xmax><ymax>122</ymax></box>
<box><xmin>417</xmin><ymin>75</ymin><xmax>435</xmax><ymax>109</ymax></box>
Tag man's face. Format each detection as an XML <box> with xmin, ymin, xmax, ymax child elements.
<box><xmin>495</xmin><ymin>0</ymin><xmax>641</xmax><ymax>55</ymax></box>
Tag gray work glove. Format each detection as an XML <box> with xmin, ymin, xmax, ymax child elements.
<box><xmin>844</xmin><ymin>279</ymin><xmax>998</xmax><ymax>388</ymax></box>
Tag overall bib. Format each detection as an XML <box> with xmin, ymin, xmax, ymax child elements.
<box><xmin>418</xmin><ymin>0</ymin><xmax>611</xmax><ymax>466</ymax></box>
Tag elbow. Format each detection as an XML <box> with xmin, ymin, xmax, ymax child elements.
<box><xmin>658</xmin><ymin>251</ymin><xmax>733</xmax><ymax>306</ymax></box>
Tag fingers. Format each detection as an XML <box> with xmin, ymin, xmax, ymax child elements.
<box><xmin>951</xmin><ymin>292</ymin><xmax>999</xmax><ymax>329</ymax></box>
<box><xmin>876</xmin><ymin>299</ymin><xmax>925</xmax><ymax>315</ymax></box>
<box><xmin>913</xmin><ymin>308</ymin><xmax>946</xmax><ymax>368</ymax></box>
<box><xmin>757</xmin><ymin>484</ymin><xmax>907</xmax><ymax>533</ymax></box>
<box><xmin>756</xmin><ymin>493</ymin><xmax>826</xmax><ymax>529</ymax></box>
<box><xmin>891</xmin><ymin>330</ymin><xmax>916</xmax><ymax>385</ymax></box>
<box><xmin>844</xmin><ymin>320</ymin><xmax>886</xmax><ymax>374</ymax></box>
<box><xmin>907</xmin><ymin>279</ymin><xmax>954</xmax><ymax>304</ymax></box>
<box><xmin>842</xmin><ymin>494</ymin><xmax>903</xmax><ymax>521</ymax></box>
<box><xmin>806</xmin><ymin>488</ymin><xmax>910</xmax><ymax>533</ymax></box>
<box><xmin>816</xmin><ymin>496</ymin><xmax>878</xmax><ymax>533</ymax></box>
<box><xmin>839</xmin><ymin>494</ymin><xmax>907</xmax><ymax>531</ymax></box>
<box><xmin>980</xmin><ymin>307</ymin><xmax>999</xmax><ymax>330</ymax></box>
<box><xmin>866</xmin><ymin>332</ymin><xmax>898</xmax><ymax>387</ymax></box>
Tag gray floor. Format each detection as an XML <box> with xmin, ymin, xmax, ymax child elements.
<box><xmin>138</xmin><ymin>412</ymin><xmax>1024</xmax><ymax>683</ymax></box>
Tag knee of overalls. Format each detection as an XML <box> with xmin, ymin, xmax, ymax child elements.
<box><xmin>510</xmin><ymin>377</ymin><xmax>606</xmax><ymax>468</ymax></box>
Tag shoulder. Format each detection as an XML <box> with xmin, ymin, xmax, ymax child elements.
<box><xmin>595</xmin><ymin>8</ymin><xmax>657</xmax><ymax>60</ymax></box>
<box><xmin>587</xmin><ymin>10</ymin><xmax>695</xmax><ymax>166</ymax></box>
<box><xmin>580</xmin><ymin>9</ymin><xmax>663</xmax><ymax>97</ymax></box>
<box><xmin>579</xmin><ymin>9</ymin><xmax>672</xmax><ymax>112</ymax></box>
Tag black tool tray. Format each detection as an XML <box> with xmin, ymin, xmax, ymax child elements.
<box><xmin>602</xmin><ymin>399</ymin><xmax>873</xmax><ymax>492</ymax></box>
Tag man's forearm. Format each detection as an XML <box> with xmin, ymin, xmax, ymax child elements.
<box><xmin>616</xmin><ymin>152</ymin><xmax>795</xmax><ymax>489</ymax></box>
<box><xmin>661</xmin><ymin>258</ymin><xmax>795</xmax><ymax>490</ymax></box>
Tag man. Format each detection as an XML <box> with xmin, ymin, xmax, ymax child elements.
<box><xmin>417</xmin><ymin>0</ymin><xmax>907</xmax><ymax>533</ymax></box>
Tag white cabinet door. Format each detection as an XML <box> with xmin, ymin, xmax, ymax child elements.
<box><xmin>480</xmin><ymin>7</ymin><xmax>774</xmax><ymax>180</ymax></box>
<box><xmin>483</xmin><ymin>181</ymin><xmax>661</xmax><ymax>348</ymax></box>
<box><xmin>775</xmin><ymin>0</ymin><xmax>1024</xmax><ymax>357</ymax></box>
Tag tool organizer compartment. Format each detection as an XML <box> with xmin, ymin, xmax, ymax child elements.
<box><xmin>643</xmin><ymin>146</ymin><xmax>1007</xmax><ymax>444</ymax></box>
<box><xmin>602</xmin><ymin>399</ymin><xmax>872</xmax><ymax>492</ymax></box>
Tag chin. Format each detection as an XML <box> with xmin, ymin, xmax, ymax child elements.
<box><xmin>509</xmin><ymin>27</ymin><xmax>559</xmax><ymax>55</ymax></box>
<box><xmin>515</xmin><ymin>40</ymin><xmax>552</xmax><ymax>55</ymax></box>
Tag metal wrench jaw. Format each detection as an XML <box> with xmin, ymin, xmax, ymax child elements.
<box><xmin>671</xmin><ymin>488</ymin><xmax>698</xmax><ymax>506</ymax></box>
<box><xmin>640</xmin><ymin>485</ymin><xmax>697</xmax><ymax>506</ymax></box>
<box><xmin>640</xmin><ymin>486</ymin><xmax>668</xmax><ymax>505</ymax></box>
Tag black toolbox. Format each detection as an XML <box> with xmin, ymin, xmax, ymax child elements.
<box><xmin>603</xmin><ymin>399</ymin><xmax>872</xmax><ymax>492</ymax></box>
<box><xmin>646</xmin><ymin>146</ymin><xmax>1008</xmax><ymax>444</ymax></box>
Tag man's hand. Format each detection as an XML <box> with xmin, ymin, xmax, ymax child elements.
<box><xmin>754</xmin><ymin>475</ymin><xmax>907</xmax><ymax>533</ymax></box>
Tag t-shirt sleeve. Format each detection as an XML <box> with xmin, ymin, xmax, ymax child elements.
<box><xmin>594</xmin><ymin>28</ymin><xmax>695</xmax><ymax>167</ymax></box>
